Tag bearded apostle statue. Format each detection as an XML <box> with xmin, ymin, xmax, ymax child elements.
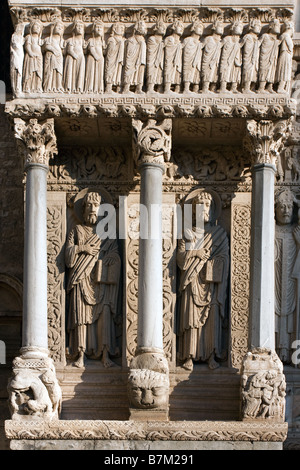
<box><xmin>65</xmin><ymin>191</ymin><xmax>121</xmax><ymax>368</ymax></box>
<box><xmin>177</xmin><ymin>190</ymin><xmax>229</xmax><ymax>371</ymax></box>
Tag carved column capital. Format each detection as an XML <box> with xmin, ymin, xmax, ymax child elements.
<box><xmin>14</xmin><ymin>118</ymin><xmax>58</xmax><ymax>169</ymax></box>
<box><xmin>243</xmin><ymin>119</ymin><xmax>292</xmax><ymax>167</ymax></box>
<box><xmin>132</xmin><ymin>118</ymin><xmax>172</xmax><ymax>168</ymax></box>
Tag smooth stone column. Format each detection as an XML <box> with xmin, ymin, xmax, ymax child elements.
<box><xmin>249</xmin><ymin>163</ymin><xmax>276</xmax><ymax>350</ymax></box>
<box><xmin>137</xmin><ymin>161</ymin><xmax>164</xmax><ymax>353</ymax></box>
<box><xmin>22</xmin><ymin>162</ymin><xmax>49</xmax><ymax>358</ymax></box>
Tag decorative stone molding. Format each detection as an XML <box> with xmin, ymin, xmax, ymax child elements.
<box><xmin>241</xmin><ymin>348</ymin><xmax>286</xmax><ymax>422</ymax></box>
<box><xmin>6</xmin><ymin>96</ymin><xmax>297</xmax><ymax>121</ymax></box>
<box><xmin>14</xmin><ymin>118</ymin><xmax>58</xmax><ymax>168</ymax></box>
<box><xmin>8</xmin><ymin>6</ymin><xmax>295</xmax><ymax>97</ymax></box>
<box><xmin>4</xmin><ymin>418</ymin><xmax>288</xmax><ymax>442</ymax></box>
<box><xmin>230</xmin><ymin>194</ymin><xmax>252</xmax><ymax>370</ymax></box>
<box><xmin>243</xmin><ymin>119</ymin><xmax>292</xmax><ymax>166</ymax></box>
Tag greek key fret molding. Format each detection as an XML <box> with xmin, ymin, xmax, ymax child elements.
<box><xmin>6</xmin><ymin>96</ymin><xmax>296</xmax><ymax>121</ymax></box>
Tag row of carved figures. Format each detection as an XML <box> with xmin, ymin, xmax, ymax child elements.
<box><xmin>10</xmin><ymin>17</ymin><xmax>293</xmax><ymax>95</ymax></box>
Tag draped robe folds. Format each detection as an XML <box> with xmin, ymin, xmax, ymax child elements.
<box><xmin>105</xmin><ymin>36</ymin><xmax>125</xmax><ymax>86</ymax></box>
<box><xmin>183</xmin><ymin>36</ymin><xmax>203</xmax><ymax>83</ymax></box>
<box><xmin>164</xmin><ymin>35</ymin><xmax>182</xmax><ymax>85</ymax></box>
<box><xmin>146</xmin><ymin>35</ymin><xmax>164</xmax><ymax>86</ymax></box>
<box><xmin>123</xmin><ymin>35</ymin><xmax>146</xmax><ymax>87</ymax></box>
<box><xmin>63</xmin><ymin>37</ymin><xmax>85</xmax><ymax>93</ymax></box>
<box><xmin>276</xmin><ymin>32</ymin><xmax>293</xmax><ymax>84</ymax></box>
<box><xmin>177</xmin><ymin>225</ymin><xmax>229</xmax><ymax>363</ymax></box>
<box><xmin>242</xmin><ymin>33</ymin><xmax>260</xmax><ymax>83</ymax></box>
<box><xmin>66</xmin><ymin>224</ymin><xmax>121</xmax><ymax>358</ymax></box>
<box><xmin>275</xmin><ymin>225</ymin><xmax>300</xmax><ymax>362</ymax></box>
<box><xmin>43</xmin><ymin>36</ymin><xmax>64</xmax><ymax>92</ymax></box>
<box><xmin>85</xmin><ymin>37</ymin><xmax>105</xmax><ymax>93</ymax></box>
<box><xmin>220</xmin><ymin>36</ymin><xmax>242</xmax><ymax>84</ymax></box>
<box><xmin>259</xmin><ymin>33</ymin><xmax>280</xmax><ymax>83</ymax></box>
<box><xmin>10</xmin><ymin>33</ymin><xmax>24</xmax><ymax>93</ymax></box>
<box><xmin>201</xmin><ymin>36</ymin><xmax>222</xmax><ymax>84</ymax></box>
<box><xmin>23</xmin><ymin>35</ymin><xmax>43</xmax><ymax>92</ymax></box>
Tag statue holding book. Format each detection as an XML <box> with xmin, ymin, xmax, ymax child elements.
<box><xmin>65</xmin><ymin>191</ymin><xmax>121</xmax><ymax>368</ymax></box>
<box><xmin>177</xmin><ymin>190</ymin><xmax>229</xmax><ymax>371</ymax></box>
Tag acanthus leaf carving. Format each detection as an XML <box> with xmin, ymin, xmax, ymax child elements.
<box><xmin>14</xmin><ymin>117</ymin><xmax>58</xmax><ymax>168</ymax></box>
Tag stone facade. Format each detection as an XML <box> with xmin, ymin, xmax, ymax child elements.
<box><xmin>1</xmin><ymin>0</ymin><xmax>300</xmax><ymax>451</ymax></box>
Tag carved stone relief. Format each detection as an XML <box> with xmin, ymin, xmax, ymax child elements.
<box><xmin>47</xmin><ymin>192</ymin><xmax>66</xmax><ymax>365</ymax></box>
<box><xmin>230</xmin><ymin>193</ymin><xmax>252</xmax><ymax>370</ymax></box>
<box><xmin>176</xmin><ymin>189</ymin><xmax>230</xmax><ymax>371</ymax></box>
<box><xmin>65</xmin><ymin>188</ymin><xmax>122</xmax><ymax>368</ymax></box>
<box><xmin>241</xmin><ymin>348</ymin><xmax>286</xmax><ymax>422</ymax></box>
<box><xmin>275</xmin><ymin>188</ymin><xmax>300</xmax><ymax>364</ymax></box>
<box><xmin>8</xmin><ymin>355</ymin><xmax>62</xmax><ymax>420</ymax></box>
<box><xmin>9</xmin><ymin>7</ymin><xmax>295</xmax><ymax>97</ymax></box>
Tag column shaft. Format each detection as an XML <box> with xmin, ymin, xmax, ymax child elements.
<box><xmin>23</xmin><ymin>163</ymin><xmax>49</xmax><ymax>354</ymax></box>
<box><xmin>137</xmin><ymin>163</ymin><xmax>164</xmax><ymax>352</ymax></box>
<box><xmin>249</xmin><ymin>163</ymin><xmax>276</xmax><ymax>349</ymax></box>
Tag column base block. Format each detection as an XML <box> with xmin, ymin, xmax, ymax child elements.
<box><xmin>129</xmin><ymin>408</ymin><xmax>169</xmax><ymax>422</ymax></box>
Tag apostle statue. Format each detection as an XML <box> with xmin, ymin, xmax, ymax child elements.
<box><xmin>219</xmin><ymin>21</ymin><xmax>243</xmax><ymax>93</ymax></box>
<box><xmin>65</xmin><ymin>191</ymin><xmax>121</xmax><ymax>368</ymax></box>
<box><xmin>276</xmin><ymin>21</ymin><xmax>294</xmax><ymax>94</ymax></box>
<box><xmin>63</xmin><ymin>20</ymin><xmax>85</xmax><ymax>93</ymax></box>
<box><xmin>10</xmin><ymin>23</ymin><xmax>25</xmax><ymax>95</ymax></box>
<box><xmin>146</xmin><ymin>20</ymin><xmax>166</xmax><ymax>94</ymax></box>
<box><xmin>177</xmin><ymin>190</ymin><xmax>229</xmax><ymax>370</ymax></box>
<box><xmin>275</xmin><ymin>189</ymin><xmax>300</xmax><ymax>364</ymax></box>
<box><xmin>164</xmin><ymin>20</ymin><xmax>184</xmax><ymax>94</ymax></box>
<box><xmin>201</xmin><ymin>20</ymin><xmax>224</xmax><ymax>93</ymax></box>
<box><xmin>104</xmin><ymin>23</ymin><xmax>125</xmax><ymax>93</ymax></box>
<box><xmin>42</xmin><ymin>20</ymin><xmax>64</xmax><ymax>93</ymax></box>
<box><xmin>23</xmin><ymin>20</ymin><xmax>43</xmax><ymax>93</ymax></box>
<box><xmin>257</xmin><ymin>19</ymin><xmax>281</xmax><ymax>93</ymax></box>
<box><xmin>85</xmin><ymin>20</ymin><xmax>105</xmax><ymax>93</ymax></box>
<box><xmin>241</xmin><ymin>18</ymin><xmax>261</xmax><ymax>93</ymax></box>
<box><xmin>182</xmin><ymin>20</ymin><xmax>204</xmax><ymax>94</ymax></box>
<box><xmin>123</xmin><ymin>21</ymin><xmax>147</xmax><ymax>94</ymax></box>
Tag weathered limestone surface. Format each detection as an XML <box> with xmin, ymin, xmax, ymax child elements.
<box><xmin>2</xmin><ymin>0</ymin><xmax>300</xmax><ymax>452</ymax></box>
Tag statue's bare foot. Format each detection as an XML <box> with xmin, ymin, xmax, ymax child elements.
<box><xmin>182</xmin><ymin>358</ymin><xmax>193</xmax><ymax>371</ymax></box>
<box><xmin>102</xmin><ymin>350</ymin><xmax>114</xmax><ymax>368</ymax></box>
<box><xmin>208</xmin><ymin>355</ymin><xmax>220</xmax><ymax>370</ymax></box>
<box><xmin>73</xmin><ymin>352</ymin><xmax>85</xmax><ymax>368</ymax></box>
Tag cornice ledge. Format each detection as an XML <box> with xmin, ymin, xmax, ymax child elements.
<box><xmin>5</xmin><ymin>419</ymin><xmax>288</xmax><ymax>442</ymax></box>
<box><xmin>4</xmin><ymin>95</ymin><xmax>297</xmax><ymax>121</ymax></box>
